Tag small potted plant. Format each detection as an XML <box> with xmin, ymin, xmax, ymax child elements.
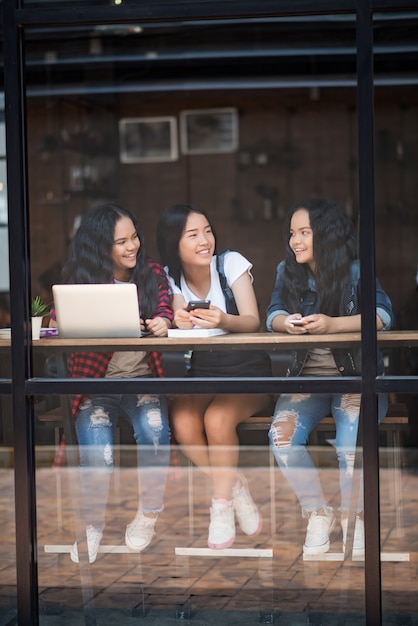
<box><xmin>31</xmin><ymin>296</ymin><xmax>50</xmax><ymax>339</ymax></box>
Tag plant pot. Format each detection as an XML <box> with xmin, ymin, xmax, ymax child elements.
<box><xmin>31</xmin><ymin>316</ymin><xmax>43</xmax><ymax>340</ymax></box>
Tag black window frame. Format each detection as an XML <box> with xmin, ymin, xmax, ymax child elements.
<box><xmin>2</xmin><ymin>1</ymin><xmax>418</xmax><ymax>624</ymax></box>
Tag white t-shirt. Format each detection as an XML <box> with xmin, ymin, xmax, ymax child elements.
<box><xmin>165</xmin><ymin>250</ymin><xmax>253</xmax><ymax>312</ymax></box>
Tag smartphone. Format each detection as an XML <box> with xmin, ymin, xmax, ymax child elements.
<box><xmin>186</xmin><ymin>300</ymin><xmax>211</xmax><ymax>312</ymax></box>
<box><xmin>291</xmin><ymin>319</ymin><xmax>306</xmax><ymax>325</ymax></box>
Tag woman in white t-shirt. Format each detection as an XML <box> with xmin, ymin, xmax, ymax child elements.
<box><xmin>157</xmin><ymin>203</ymin><xmax>271</xmax><ymax>550</ymax></box>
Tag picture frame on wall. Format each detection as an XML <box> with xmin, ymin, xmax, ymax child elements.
<box><xmin>119</xmin><ymin>116</ymin><xmax>178</xmax><ymax>163</ymax></box>
<box><xmin>180</xmin><ymin>108</ymin><xmax>239</xmax><ymax>155</ymax></box>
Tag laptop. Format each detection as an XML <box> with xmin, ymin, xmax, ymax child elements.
<box><xmin>52</xmin><ymin>283</ymin><xmax>141</xmax><ymax>338</ymax></box>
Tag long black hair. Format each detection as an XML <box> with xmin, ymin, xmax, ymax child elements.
<box><xmin>281</xmin><ymin>197</ymin><xmax>358</xmax><ymax>316</ymax></box>
<box><xmin>156</xmin><ymin>202</ymin><xmax>217</xmax><ymax>287</ymax></box>
<box><xmin>62</xmin><ymin>203</ymin><xmax>159</xmax><ymax>318</ymax></box>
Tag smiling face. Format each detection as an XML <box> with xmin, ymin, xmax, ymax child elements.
<box><xmin>178</xmin><ymin>211</ymin><xmax>215</xmax><ymax>271</ymax></box>
<box><xmin>111</xmin><ymin>215</ymin><xmax>140</xmax><ymax>281</ymax></box>
<box><xmin>289</xmin><ymin>208</ymin><xmax>315</xmax><ymax>272</ymax></box>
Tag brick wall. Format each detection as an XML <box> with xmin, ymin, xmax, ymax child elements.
<box><xmin>27</xmin><ymin>88</ymin><xmax>418</xmax><ymax>323</ymax></box>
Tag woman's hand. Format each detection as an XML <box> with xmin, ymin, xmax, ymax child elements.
<box><xmin>174</xmin><ymin>303</ymin><xmax>224</xmax><ymax>329</ymax></box>
<box><xmin>174</xmin><ymin>307</ymin><xmax>194</xmax><ymax>329</ymax></box>
<box><xmin>283</xmin><ymin>313</ymin><xmax>362</xmax><ymax>334</ymax></box>
<box><xmin>285</xmin><ymin>315</ymin><xmax>308</xmax><ymax>334</ymax></box>
<box><xmin>303</xmin><ymin>313</ymin><xmax>363</xmax><ymax>334</ymax></box>
<box><xmin>297</xmin><ymin>314</ymin><xmax>335</xmax><ymax>334</ymax></box>
<box><xmin>188</xmin><ymin>305</ymin><xmax>224</xmax><ymax>329</ymax></box>
<box><xmin>145</xmin><ymin>316</ymin><xmax>171</xmax><ymax>337</ymax></box>
<box><xmin>284</xmin><ymin>313</ymin><xmax>334</xmax><ymax>335</ymax></box>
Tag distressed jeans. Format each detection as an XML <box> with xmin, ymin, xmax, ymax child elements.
<box><xmin>75</xmin><ymin>393</ymin><xmax>170</xmax><ymax>529</ymax></box>
<box><xmin>269</xmin><ymin>392</ymin><xmax>388</xmax><ymax>514</ymax></box>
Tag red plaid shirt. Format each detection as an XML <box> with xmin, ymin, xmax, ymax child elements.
<box><xmin>52</xmin><ymin>259</ymin><xmax>174</xmax><ymax>467</ymax></box>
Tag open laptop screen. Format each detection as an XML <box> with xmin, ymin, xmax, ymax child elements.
<box><xmin>52</xmin><ymin>283</ymin><xmax>141</xmax><ymax>338</ymax></box>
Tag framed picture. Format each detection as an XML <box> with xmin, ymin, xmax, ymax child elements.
<box><xmin>180</xmin><ymin>108</ymin><xmax>239</xmax><ymax>155</ymax></box>
<box><xmin>119</xmin><ymin>116</ymin><xmax>178</xmax><ymax>163</ymax></box>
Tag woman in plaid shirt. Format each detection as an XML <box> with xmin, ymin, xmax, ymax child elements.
<box><xmin>51</xmin><ymin>203</ymin><xmax>173</xmax><ymax>564</ymax></box>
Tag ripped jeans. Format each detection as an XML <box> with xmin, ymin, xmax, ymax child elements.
<box><xmin>269</xmin><ymin>392</ymin><xmax>388</xmax><ymax>515</ymax></box>
<box><xmin>75</xmin><ymin>393</ymin><xmax>170</xmax><ymax>529</ymax></box>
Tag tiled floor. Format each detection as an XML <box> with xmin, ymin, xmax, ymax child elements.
<box><xmin>1</xmin><ymin>445</ymin><xmax>418</xmax><ymax>624</ymax></box>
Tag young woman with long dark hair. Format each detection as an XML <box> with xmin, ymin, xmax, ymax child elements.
<box><xmin>266</xmin><ymin>197</ymin><xmax>394</xmax><ymax>557</ymax></box>
<box><xmin>51</xmin><ymin>203</ymin><xmax>173</xmax><ymax>563</ymax></box>
<box><xmin>157</xmin><ymin>203</ymin><xmax>271</xmax><ymax>550</ymax></box>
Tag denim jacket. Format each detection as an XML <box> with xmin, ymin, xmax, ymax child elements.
<box><xmin>266</xmin><ymin>260</ymin><xmax>394</xmax><ymax>377</ymax></box>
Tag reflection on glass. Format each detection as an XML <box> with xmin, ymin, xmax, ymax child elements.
<box><xmin>380</xmin><ymin>391</ymin><xmax>418</xmax><ymax>621</ymax></box>
<box><xmin>0</xmin><ymin>390</ymin><xmax>16</xmax><ymax>619</ymax></box>
<box><xmin>373</xmin><ymin>0</ymin><xmax>417</xmax><ymax>567</ymax></box>
<box><xmin>17</xmin><ymin>5</ymin><xmax>417</xmax><ymax>623</ymax></box>
<box><xmin>35</xmin><ymin>399</ymin><xmax>370</xmax><ymax>622</ymax></box>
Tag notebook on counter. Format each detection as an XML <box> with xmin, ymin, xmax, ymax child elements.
<box><xmin>167</xmin><ymin>328</ymin><xmax>228</xmax><ymax>338</ymax></box>
<box><xmin>52</xmin><ymin>283</ymin><xmax>141</xmax><ymax>339</ymax></box>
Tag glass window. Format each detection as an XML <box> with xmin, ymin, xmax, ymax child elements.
<box><xmin>0</xmin><ymin>389</ymin><xmax>14</xmax><ymax>621</ymax></box>
<box><xmin>1</xmin><ymin>2</ymin><xmax>415</xmax><ymax>624</ymax></box>
<box><xmin>25</xmin><ymin>13</ymin><xmax>377</xmax><ymax>622</ymax></box>
<box><xmin>373</xmin><ymin>11</ymin><xmax>418</xmax><ymax>623</ymax></box>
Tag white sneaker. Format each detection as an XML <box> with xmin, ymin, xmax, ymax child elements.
<box><xmin>70</xmin><ymin>525</ymin><xmax>103</xmax><ymax>564</ymax></box>
<box><xmin>125</xmin><ymin>510</ymin><xmax>157</xmax><ymax>552</ymax></box>
<box><xmin>303</xmin><ymin>507</ymin><xmax>336</xmax><ymax>555</ymax></box>
<box><xmin>341</xmin><ymin>514</ymin><xmax>365</xmax><ymax>558</ymax></box>
<box><xmin>208</xmin><ymin>500</ymin><xmax>235</xmax><ymax>550</ymax></box>
<box><xmin>232</xmin><ymin>473</ymin><xmax>262</xmax><ymax>536</ymax></box>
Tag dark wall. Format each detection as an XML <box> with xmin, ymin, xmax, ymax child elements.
<box><xmin>27</xmin><ymin>87</ymin><xmax>418</xmax><ymax>324</ymax></box>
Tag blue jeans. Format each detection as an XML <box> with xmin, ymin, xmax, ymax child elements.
<box><xmin>75</xmin><ymin>393</ymin><xmax>170</xmax><ymax>529</ymax></box>
<box><xmin>269</xmin><ymin>392</ymin><xmax>388</xmax><ymax>514</ymax></box>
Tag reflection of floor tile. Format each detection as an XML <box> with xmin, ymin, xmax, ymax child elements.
<box><xmin>1</xmin><ymin>447</ymin><xmax>418</xmax><ymax>621</ymax></box>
